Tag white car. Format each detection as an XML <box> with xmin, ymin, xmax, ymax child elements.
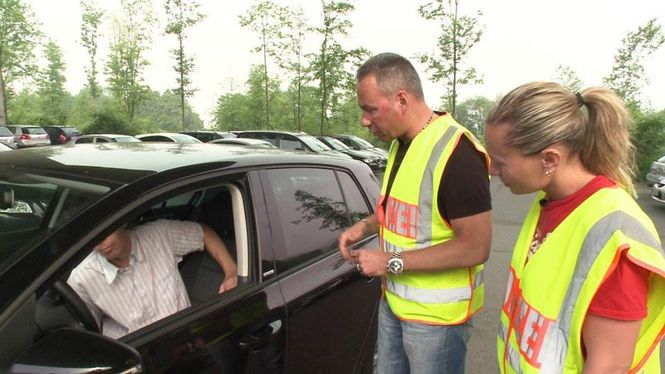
<box><xmin>136</xmin><ymin>133</ymin><xmax>202</xmax><ymax>144</ymax></box>
<box><xmin>75</xmin><ymin>134</ymin><xmax>141</xmax><ymax>144</ymax></box>
<box><xmin>651</xmin><ymin>178</ymin><xmax>665</xmax><ymax>204</ymax></box>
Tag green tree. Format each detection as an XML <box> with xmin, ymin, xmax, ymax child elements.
<box><xmin>0</xmin><ymin>0</ymin><xmax>41</xmax><ymax>126</ymax></box>
<box><xmin>37</xmin><ymin>41</ymin><xmax>69</xmax><ymax>125</ymax></box>
<box><xmin>135</xmin><ymin>90</ymin><xmax>203</xmax><ymax>132</ymax></box>
<box><xmin>554</xmin><ymin>64</ymin><xmax>583</xmax><ymax>93</ymax></box>
<box><xmin>633</xmin><ymin>111</ymin><xmax>665</xmax><ymax>179</ymax></box>
<box><xmin>80</xmin><ymin>0</ymin><xmax>104</xmax><ymax>99</ymax></box>
<box><xmin>85</xmin><ymin>111</ymin><xmax>134</xmax><ymax>135</ymax></box>
<box><xmin>310</xmin><ymin>0</ymin><xmax>368</xmax><ymax>135</ymax></box>
<box><xmin>106</xmin><ymin>0</ymin><xmax>155</xmax><ymax>127</ymax></box>
<box><xmin>417</xmin><ymin>0</ymin><xmax>483</xmax><ymax>116</ymax></box>
<box><xmin>213</xmin><ymin>92</ymin><xmax>251</xmax><ymax>131</ymax></box>
<box><xmin>239</xmin><ymin>1</ymin><xmax>290</xmax><ymax>129</ymax></box>
<box><xmin>454</xmin><ymin>95</ymin><xmax>494</xmax><ymax>141</ymax></box>
<box><xmin>5</xmin><ymin>89</ymin><xmax>39</xmax><ymax>124</ymax></box>
<box><xmin>165</xmin><ymin>0</ymin><xmax>205</xmax><ymax>131</ymax></box>
<box><xmin>604</xmin><ymin>18</ymin><xmax>665</xmax><ymax>111</ymax></box>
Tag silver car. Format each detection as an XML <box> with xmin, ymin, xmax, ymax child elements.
<box><xmin>0</xmin><ymin>126</ymin><xmax>17</xmax><ymax>149</ymax></box>
<box><xmin>646</xmin><ymin>154</ymin><xmax>665</xmax><ymax>186</ymax></box>
<box><xmin>5</xmin><ymin>125</ymin><xmax>50</xmax><ymax>148</ymax></box>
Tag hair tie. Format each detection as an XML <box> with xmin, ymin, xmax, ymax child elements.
<box><xmin>575</xmin><ymin>92</ymin><xmax>585</xmax><ymax>107</ymax></box>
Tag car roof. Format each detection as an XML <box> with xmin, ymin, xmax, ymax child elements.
<box><xmin>0</xmin><ymin>142</ymin><xmax>363</xmax><ymax>185</ymax></box>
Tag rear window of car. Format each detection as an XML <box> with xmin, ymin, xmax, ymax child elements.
<box><xmin>62</xmin><ymin>127</ymin><xmax>80</xmax><ymax>135</ymax></box>
<box><xmin>0</xmin><ymin>127</ymin><xmax>12</xmax><ymax>136</ymax></box>
<box><xmin>24</xmin><ymin>127</ymin><xmax>47</xmax><ymax>135</ymax></box>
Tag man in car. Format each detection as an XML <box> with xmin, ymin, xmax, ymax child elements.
<box><xmin>68</xmin><ymin>219</ymin><xmax>237</xmax><ymax>338</ymax></box>
<box><xmin>338</xmin><ymin>53</ymin><xmax>492</xmax><ymax>373</ymax></box>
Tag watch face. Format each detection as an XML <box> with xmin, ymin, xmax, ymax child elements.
<box><xmin>388</xmin><ymin>258</ymin><xmax>403</xmax><ymax>274</ymax></box>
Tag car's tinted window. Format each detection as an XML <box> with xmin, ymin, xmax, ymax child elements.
<box><xmin>338</xmin><ymin>172</ymin><xmax>371</xmax><ymax>222</ymax></box>
<box><xmin>279</xmin><ymin>136</ymin><xmax>303</xmax><ymax>151</ymax></box>
<box><xmin>140</xmin><ymin>136</ymin><xmax>172</xmax><ymax>142</ymax></box>
<box><xmin>267</xmin><ymin>168</ymin><xmax>351</xmax><ymax>269</ymax></box>
<box><xmin>298</xmin><ymin>135</ymin><xmax>331</xmax><ymax>151</ymax></box>
<box><xmin>76</xmin><ymin>137</ymin><xmax>93</xmax><ymax>143</ymax></box>
<box><xmin>97</xmin><ymin>138</ymin><xmax>110</xmax><ymax>143</ymax></box>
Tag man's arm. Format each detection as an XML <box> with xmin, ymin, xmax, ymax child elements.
<box><xmin>352</xmin><ymin>210</ymin><xmax>491</xmax><ymax>276</ymax></box>
<box><xmin>200</xmin><ymin>223</ymin><xmax>238</xmax><ymax>293</ymax></box>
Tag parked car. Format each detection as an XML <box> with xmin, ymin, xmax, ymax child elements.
<box><xmin>0</xmin><ymin>143</ymin><xmax>380</xmax><ymax>373</ymax></box>
<box><xmin>180</xmin><ymin>130</ymin><xmax>236</xmax><ymax>142</ymax></box>
<box><xmin>75</xmin><ymin>134</ymin><xmax>142</xmax><ymax>144</ymax></box>
<box><xmin>317</xmin><ymin>135</ymin><xmax>385</xmax><ymax>171</ymax></box>
<box><xmin>238</xmin><ymin>130</ymin><xmax>352</xmax><ymax>159</ymax></box>
<box><xmin>651</xmin><ymin>178</ymin><xmax>665</xmax><ymax>204</ymax></box>
<box><xmin>0</xmin><ymin>126</ymin><xmax>17</xmax><ymax>149</ymax></box>
<box><xmin>4</xmin><ymin>125</ymin><xmax>50</xmax><ymax>148</ymax></box>
<box><xmin>43</xmin><ymin>126</ymin><xmax>81</xmax><ymax>145</ymax></box>
<box><xmin>333</xmin><ymin>134</ymin><xmax>389</xmax><ymax>158</ymax></box>
<box><xmin>136</xmin><ymin>133</ymin><xmax>202</xmax><ymax>143</ymax></box>
<box><xmin>209</xmin><ymin>137</ymin><xmax>277</xmax><ymax>149</ymax></box>
<box><xmin>646</xmin><ymin>154</ymin><xmax>665</xmax><ymax>186</ymax></box>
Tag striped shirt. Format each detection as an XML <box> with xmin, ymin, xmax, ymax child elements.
<box><xmin>68</xmin><ymin>219</ymin><xmax>204</xmax><ymax>339</ymax></box>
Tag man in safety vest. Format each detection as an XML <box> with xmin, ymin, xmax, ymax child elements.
<box><xmin>338</xmin><ymin>52</ymin><xmax>492</xmax><ymax>374</ymax></box>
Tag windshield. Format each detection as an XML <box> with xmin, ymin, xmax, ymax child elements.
<box><xmin>172</xmin><ymin>134</ymin><xmax>203</xmax><ymax>143</ymax></box>
<box><xmin>0</xmin><ymin>169</ymin><xmax>111</xmax><ymax>272</ymax></box>
<box><xmin>323</xmin><ymin>137</ymin><xmax>350</xmax><ymax>151</ymax></box>
<box><xmin>352</xmin><ymin>136</ymin><xmax>375</xmax><ymax>149</ymax></box>
<box><xmin>299</xmin><ymin>135</ymin><xmax>332</xmax><ymax>151</ymax></box>
<box><xmin>115</xmin><ymin>136</ymin><xmax>141</xmax><ymax>143</ymax></box>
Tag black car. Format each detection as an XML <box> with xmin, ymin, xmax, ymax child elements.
<box><xmin>180</xmin><ymin>130</ymin><xmax>236</xmax><ymax>142</ymax></box>
<box><xmin>43</xmin><ymin>125</ymin><xmax>81</xmax><ymax>145</ymax></box>
<box><xmin>317</xmin><ymin>135</ymin><xmax>385</xmax><ymax>171</ymax></box>
<box><xmin>0</xmin><ymin>143</ymin><xmax>380</xmax><ymax>373</ymax></box>
<box><xmin>333</xmin><ymin>134</ymin><xmax>389</xmax><ymax>159</ymax></box>
<box><xmin>238</xmin><ymin>130</ymin><xmax>353</xmax><ymax>160</ymax></box>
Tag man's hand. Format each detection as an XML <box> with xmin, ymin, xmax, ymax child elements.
<box><xmin>339</xmin><ymin>214</ymin><xmax>378</xmax><ymax>261</ymax></box>
<box><xmin>352</xmin><ymin>249</ymin><xmax>391</xmax><ymax>277</ymax></box>
<box><xmin>219</xmin><ymin>275</ymin><xmax>238</xmax><ymax>293</ymax></box>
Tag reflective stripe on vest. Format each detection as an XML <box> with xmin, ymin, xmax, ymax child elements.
<box><xmin>387</xmin><ymin>269</ymin><xmax>484</xmax><ymax>303</ymax></box>
<box><xmin>499</xmin><ymin>210</ymin><xmax>663</xmax><ymax>373</ymax></box>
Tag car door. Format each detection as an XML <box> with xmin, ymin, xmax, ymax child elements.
<box><xmin>260</xmin><ymin>167</ymin><xmax>381</xmax><ymax>373</ymax></box>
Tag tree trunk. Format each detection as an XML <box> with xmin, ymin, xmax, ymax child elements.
<box><xmin>0</xmin><ymin>69</ymin><xmax>6</xmax><ymax>127</ymax></box>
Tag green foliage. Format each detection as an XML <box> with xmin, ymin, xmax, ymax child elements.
<box><xmin>454</xmin><ymin>96</ymin><xmax>494</xmax><ymax>142</ymax></box>
<box><xmin>80</xmin><ymin>0</ymin><xmax>104</xmax><ymax>99</ymax></box>
<box><xmin>604</xmin><ymin>19</ymin><xmax>665</xmax><ymax>111</ymax></box>
<box><xmin>85</xmin><ymin>111</ymin><xmax>135</xmax><ymax>135</ymax></box>
<box><xmin>105</xmin><ymin>0</ymin><xmax>155</xmax><ymax>125</ymax></box>
<box><xmin>135</xmin><ymin>90</ymin><xmax>203</xmax><ymax>132</ymax></box>
<box><xmin>165</xmin><ymin>0</ymin><xmax>205</xmax><ymax>131</ymax></box>
<box><xmin>5</xmin><ymin>89</ymin><xmax>40</xmax><ymax>124</ymax></box>
<box><xmin>417</xmin><ymin>0</ymin><xmax>483</xmax><ymax>116</ymax></box>
<box><xmin>37</xmin><ymin>41</ymin><xmax>70</xmax><ymax>125</ymax></box>
<box><xmin>0</xmin><ymin>0</ymin><xmax>42</xmax><ymax>125</ymax></box>
<box><xmin>554</xmin><ymin>65</ymin><xmax>583</xmax><ymax>93</ymax></box>
<box><xmin>632</xmin><ymin>111</ymin><xmax>665</xmax><ymax>180</ymax></box>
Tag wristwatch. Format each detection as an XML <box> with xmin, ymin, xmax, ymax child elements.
<box><xmin>386</xmin><ymin>252</ymin><xmax>404</xmax><ymax>274</ymax></box>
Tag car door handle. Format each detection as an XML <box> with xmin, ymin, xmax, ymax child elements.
<box><xmin>238</xmin><ymin>320</ymin><xmax>282</xmax><ymax>350</ymax></box>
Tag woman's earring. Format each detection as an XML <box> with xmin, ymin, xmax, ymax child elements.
<box><xmin>545</xmin><ymin>169</ymin><xmax>553</xmax><ymax>177</ymax></box>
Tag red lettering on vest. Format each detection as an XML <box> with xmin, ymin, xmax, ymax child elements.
<box><xmin>501</xmin><ymin>267</ymin><xmax>553</xmax><ymax>368</ymax></box>
<box><xmin>384</xmin><ymin>197</ymin><xmax>418</xmax><ymax>239</ymax></box>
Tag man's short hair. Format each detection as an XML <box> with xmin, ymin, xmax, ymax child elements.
<box><xmin>356</xmin><ymin>53</ymin><xmax>424</xmax><ymax>100</ymax></box>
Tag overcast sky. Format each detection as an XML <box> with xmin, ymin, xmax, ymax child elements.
<box><xmin>28</xmin><ymin>0</ymin><xmax>665</xmax><ymax>126</ymax></box>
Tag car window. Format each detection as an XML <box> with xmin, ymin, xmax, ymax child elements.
<box><xmin>97</xmin><ymin>138</ymin><xmax>110</xmax><ymax>143</ymax></box>
<box><xmin>279</xmin><ymin>136</ymin><xmax>304</xmax><ymax>151</ymax></box>
<box><xmin>337</xmin><ymin>171</ymin><xmax>371</xmax><ymax>222</ymax></box>
<box><xmin>321</xmin><ymin>137</ymin><xmax>349</xmax><ymax>151</ymax></box>
<box><xmin>75</xmin><ymin>137</ymin><xmax>94</xmax><ymax>143</ymax></box>
<box><xmin>0</xmin><ymin>127</ymin><xmax>13</xmax><ymax>136</ymax></box>
<box><xmin>140</xmin><ymin>136</ymin><xmax>172</xmax><ymax>142</ymax></box>
<box><xmin>298</xmin><ymin>135</ymin><xmax>331</xmax><ymax>151</ymax></box>
<box><xmin>0</xmin><ymin>170</ymin><xmax>111</xmax><ymax>273</ymax></box>
<box><xmin>114</xmin><ymin>136</ymin><xmax>140</xmax><ymax>143</ymax></box>
<box><xmin>266</xmin><ymin>168</ymin><xmax>353</xmax><ymax>270</ymax></box>
<box><xmin>25</xmin><ymin>127</ymin><xmax>47</xmax><ymax>135</ymax></box>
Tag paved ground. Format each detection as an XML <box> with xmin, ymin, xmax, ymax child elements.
<box><xmin>466</xmin><ymin>179</ymin><xmax>665</xmax><ymax>373</ymax></box>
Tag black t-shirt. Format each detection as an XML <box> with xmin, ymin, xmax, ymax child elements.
<box><xmin>382</xmin><ymin>135</ymin><xmax>491</xmax><ymax>223</ymax></box>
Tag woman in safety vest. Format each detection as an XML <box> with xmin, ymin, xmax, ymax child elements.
<box><xmin>484</xmin><ymin>81</ymin><xmax>665</xmax><ymax>373</ymax></box>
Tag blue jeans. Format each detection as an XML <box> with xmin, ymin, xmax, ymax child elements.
<box><xmin>377</xmin><ymin>299</ymin><xmax>472</xmax><ymax>374</ymax></box>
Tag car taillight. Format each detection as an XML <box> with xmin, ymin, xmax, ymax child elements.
<box><xmin>59</xmin><ymin>134</ymin><xmax>67</xmax><ymax>143</ymax></box>
<box><xmin>20</xmin><ymin>134</ymin><xmax>31</xmax><ymax>140</ymax></box>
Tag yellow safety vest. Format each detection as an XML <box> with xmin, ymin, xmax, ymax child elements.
<box><xmin>497</xmin><ymin>187</ymin><xmax>665</xmax><ymax>373</ymax></box>
<box><xmin>379</xmin><ymin>113</ymin><xmax>490</xmax><ymax>325</ymax></box>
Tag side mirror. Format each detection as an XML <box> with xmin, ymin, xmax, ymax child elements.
<box><xmin>0</xmin><ymin>187</ymin><xmax>14</xmax><ymax>209</ymax></box>
<box><xmin>11</xmin><ymin>328</ymin><xmax>143</xmax><ymax>373</ymax></box>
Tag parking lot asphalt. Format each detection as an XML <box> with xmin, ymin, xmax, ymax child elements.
<box><xmin>466</xmin><ymin>179</ymin><xmax>665</xmax><ymax>373</ymax></box>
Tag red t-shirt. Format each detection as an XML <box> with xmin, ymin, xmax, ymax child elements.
<box><xmin>528</xmin><ymin>175</ymin><xmax>649</xmax><ymax>320</ymax></box>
